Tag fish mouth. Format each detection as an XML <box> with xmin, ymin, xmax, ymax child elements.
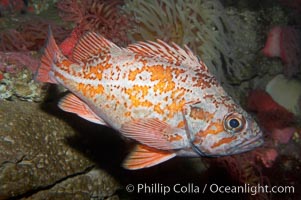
<box><xmin>189</xmin><ymin>131</ymin><xmax>263</xmax><ymax>157</ymax></box>
<box><xmin>232</xmin><ymin>130</ymin><xmax>264</xmax><ymax>153</ymax></box>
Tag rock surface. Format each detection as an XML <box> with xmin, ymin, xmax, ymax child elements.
<box><xmin>0</xmin><ymin>100</ymin><xmax>120</xmax><ymax>199</ymax></box>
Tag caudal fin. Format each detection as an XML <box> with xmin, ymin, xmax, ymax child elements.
<box><xmin>35</xmin><ymin>27</ymin><xmax>60</xmax><ymax>84</ymax></box>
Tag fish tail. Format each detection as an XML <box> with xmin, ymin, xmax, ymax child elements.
<box><xmin>35</xmin><ymin>27</ymin><xmax>61</xmax><ymax>84</ymax></box>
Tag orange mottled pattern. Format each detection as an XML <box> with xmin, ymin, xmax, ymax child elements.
<box><xmin>37</xmin><ymin>30</ymin><xmax>264</xmax><ymax>168</ymax></box>
<box><xmin>77</xmin><ymin>83</ymin><xmax>105</xmax><ymax>97</ymax></box>
<box><xmin>193</xmin><ymin>121</ymin><xmax>225</xmax><ymax>144</ymax></box>
<box><xmin>166</xmin><ymin>134</ymin><xmax>183</xmax><ymax>142</ymax></box>
<box><xmin>211</xmin><ymin>136</ymin><xmax>237</xmax><ymax>148</ymax></box>
<box><xmin>55</xmin><ymin>49</ymin><xmax>204</xmax><ymax>127</ymax></box>
<box><xmin>122</xmin><ymin>62</ymin><xmax>191</xmax><ymax>120</ymax></box>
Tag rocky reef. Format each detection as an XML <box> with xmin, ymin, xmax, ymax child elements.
<box><xmin>0</xmin><ymin>100</ymin><xmax>120</xmax><ymax>199</ymax></box>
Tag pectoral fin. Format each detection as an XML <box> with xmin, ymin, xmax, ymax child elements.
<box><xmin>120</xmin><ymin>118</ymin><xmax>187</xmax><ymax>150</ymax></box>
<box><xmin>59</xmin><ymin>94</ymin><xmax>108</xmax><ymax>126</ymax></box>
<box><xmin>123</xmin><ymin>144</ymin><xmax>176</xmax><ymax>170</ymax></box>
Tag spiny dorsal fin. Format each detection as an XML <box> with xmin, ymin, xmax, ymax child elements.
<box><xmin>72</xmin><ymin>31</ymin><xmax>120</xmax><ymax>63</ymax></box>
<box><xmin>127</xmin><ymin>39</ymin><xmax>207</xmax><ymax>71</ymax></box>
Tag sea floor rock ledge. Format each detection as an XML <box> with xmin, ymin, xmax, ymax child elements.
<box><xmin>0</xmin><ymin>100</ymin><xmax>120</xmax><ymax>200</ymax></box>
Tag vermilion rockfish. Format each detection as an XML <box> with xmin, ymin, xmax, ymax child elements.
<box><xmin>36</xmin><ymin>29</ymin><xmax>263</xmax><ymax>170</ymax></box>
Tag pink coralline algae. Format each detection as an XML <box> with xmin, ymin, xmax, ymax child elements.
<box><xmin>255</xmin><ymin>148</ymin><xmax>278</xmax><ymax>168</ymax></box>
<box><xmin>17</xmin><ymin>19</ymin><xmax>70</xmax><ymax>51</ymax></box>
<box><xmin>0</xmin><ymin>19</ymin><xmax>70</xmax><ymax>52</ymax></box>
<box><xmin>247</xmin><ymin>90</ymin><xmax>295</xmax><ymax>132</ymax></box>
<box><xmin>271</xmin><ymin>127</ymin><xmax>296</xmax><ymax>144</ymax></box>
<box><xmin>212</xmin><ymin>152</ymin><xmax>270</xmax><ymax>199</ymax></box>
<box><xmin>0</xmin><ymin>52</ymin><xmax>39</xmax><ymax>73</ymax></box>
<box><xmin>246</xmin><ymin>89</ymin><xmax>296</xmax><ymax>165</ymax></box>
<box><xmin>0</xmin><ymin>29</ymin><xmax>29</xmax><ymax>51</ymax></box>
<box><xmin>262</xmin><ymin>26</ymin><xmax>301</xmax><ymax>77</ymax></box>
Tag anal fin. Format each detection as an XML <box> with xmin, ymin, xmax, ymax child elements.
<box><xmin>123</xmin><ymin>144</ymin><xmax>176</xmax><ymax>170</ymax></box>
<box><xmin>58</xmin><ymin>93</ymin><xmax>108</xmax><ymax>126</ymax></box>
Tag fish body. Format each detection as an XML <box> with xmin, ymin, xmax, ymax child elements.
<box><xmin>36</xmin><ymin>29</ymin><xmax>263</xmax><ymax>169</ymax></box>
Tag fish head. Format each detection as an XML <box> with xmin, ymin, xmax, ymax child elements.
<box><xmin>183</xmin><ymin>98</ymin><xmax>263</xmax><ymax>157</ymax></box>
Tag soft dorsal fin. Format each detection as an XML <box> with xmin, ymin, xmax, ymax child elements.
<box><xmin>58</xmin><ymin>93</ymin><xmax>108</xmax><ymax>126</ymax></box>
<box><xmin>127</xmin><ymin>40</ymin><xmax>207</xmax><ymax>71</ymax></box>
<box><xmin>72</xmin><ymin>31</ymin><xmax>120</xmax><ymax>63</ymax></box>
<box><xmin>123</xmin><ymin>144</ymin><xmax>176</xmax><ymax>170</ymax></box>
<box><xmin>120</xmin><ymin>118</ymin><xmax>188</xmax><ymax>150</ymax></box>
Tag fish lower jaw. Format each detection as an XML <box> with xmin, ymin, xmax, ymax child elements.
<box><xmin>231</xmin><ymin>135</ymin><xmax>264</xmax><ymax>154</ymax></box>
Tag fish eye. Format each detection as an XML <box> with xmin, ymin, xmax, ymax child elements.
<box><xmin>224</xmin><ymin>113</ymin><xmax>246</xmax><ymax>133</ymax></box>
<box><xmin>229</xmin><ymin>118</ymin><xmax>240</xmax><ymax>128</ymax></box>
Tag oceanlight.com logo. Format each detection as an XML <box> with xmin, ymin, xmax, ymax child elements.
<box><xmin>209</xmin><ymin>184</ymin><xmax>295</xmax><ymax>196</ymax></box>
<box><xmin>125</xmin><ymin>183</ymin><xmax>295</xmax><ymax>196</ymax></box>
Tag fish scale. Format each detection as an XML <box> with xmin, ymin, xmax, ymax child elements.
<box><xmin>67</xmin><ymin>54</ymin><xmax>199</xmax><ymax>125</ymax></box>
<box><xmin>36</xmin><ymin>29</ymin><xmax>263</xmax><ymax>170</ymax></box>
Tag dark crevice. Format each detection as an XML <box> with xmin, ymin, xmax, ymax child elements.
<box><xmin>228</xmin><ymin>73</ymin><xmax>258</xmax><ymax>86</ymax></box>
<box><xmin>230</xmin><ymin>71</ymin><xmax>285</xmax><ymax>86</ymax></box>
<box><xmin>8</xmin><ymin>165</ymin><xmax>96</xmax><ymax>200</ymax></box>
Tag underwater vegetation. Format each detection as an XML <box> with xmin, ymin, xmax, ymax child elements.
<box><xmin>123</xmin><ymin>0</ymin><xmax>258</xmax><ymax>84</ymax></box>
<box><xmin>0</xmin><ymin>51</ymin><xmax>38</xmax><ymax>74</ymax></box>
<box><xmin>0</xmin><ymin>18</ymin><xmax>69</xmax><ymax>52</ymax></box>
<box><xmin>0</xmin><ymin>0</ymin><xmax>27</xmax><ymax>15</ymax></box>
<box><xmin>0</xmin><ymin>1</ymin><xmax>69</xmax><ymax>102</ymax></box>
<box><xmin>0</xmin><ymin>0</ymin><xmax>301</xmax><ymax>199</ymax></box>
<box><xmin>57</xmin><ymin>0</ymin><xmax>132</xmax><ymax>46</ymax></box>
